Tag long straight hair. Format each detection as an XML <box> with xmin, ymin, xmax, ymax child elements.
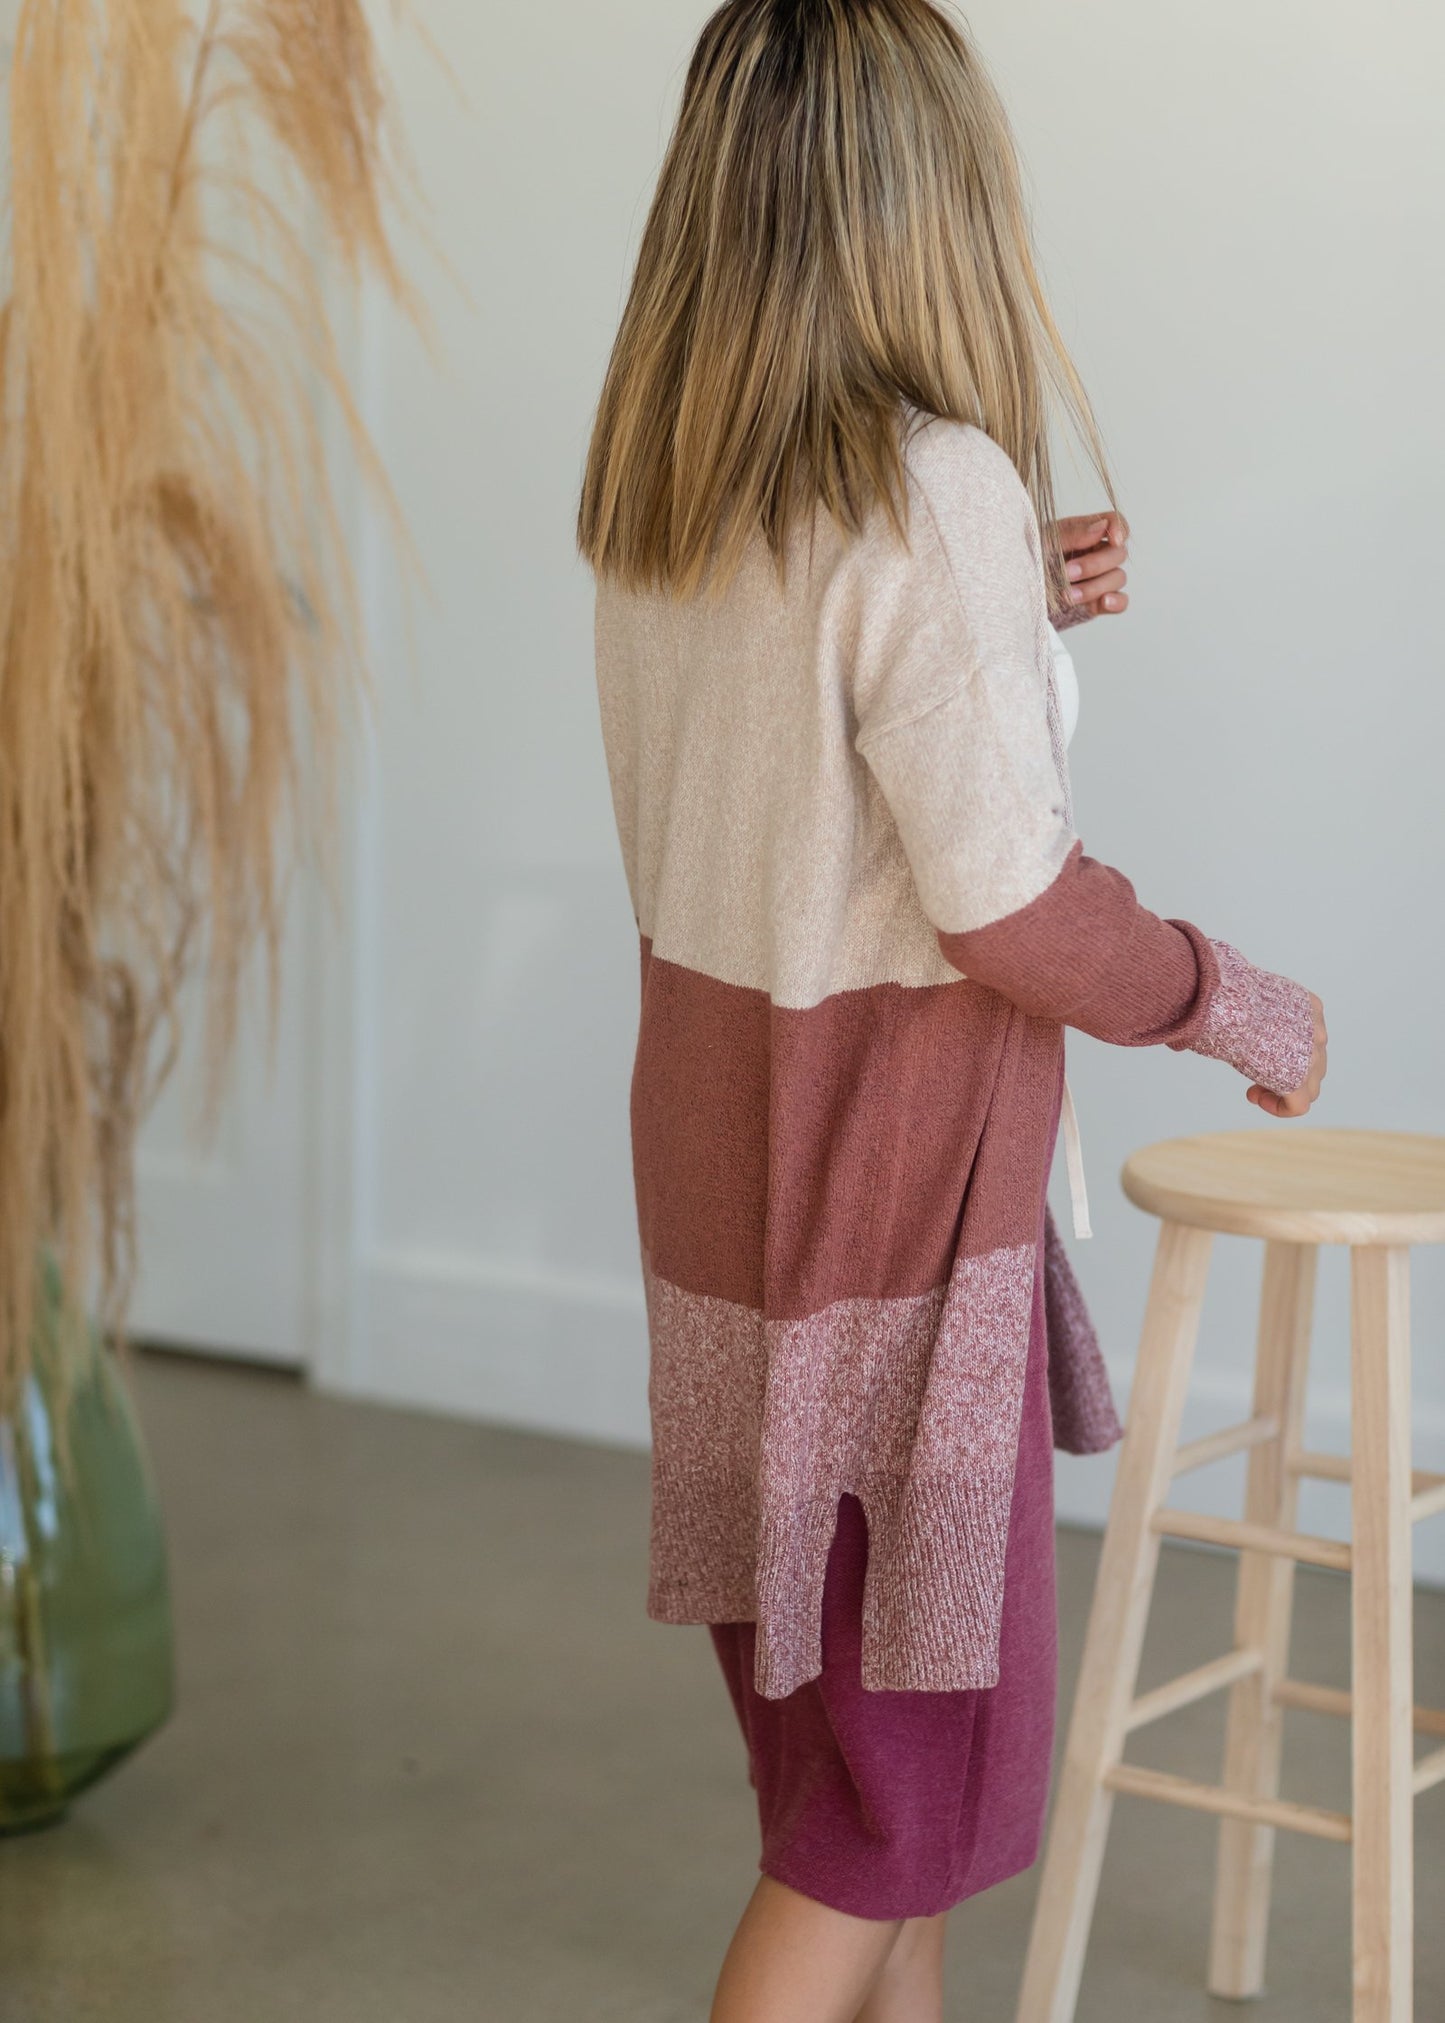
<box><xmin>579</xmin><ymin>0</ymin><xmax>1112</xmax><ymax>607</ymax></box>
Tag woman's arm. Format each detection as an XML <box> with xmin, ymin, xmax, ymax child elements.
<box><xmin>938</xmin><ymin>839</ymin><xmax>1326</xmax><ymax>1111</ymax></box>
<box><xmin>855</xmin><ymin>421</ymin><xmax>1325</xmax><ymax>1110</ymax></box>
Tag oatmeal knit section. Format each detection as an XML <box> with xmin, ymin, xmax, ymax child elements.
<box><xmin>595</xmin><ymin>414</ymin><xmax>1315</xmax><ymax>1697</ymax></box>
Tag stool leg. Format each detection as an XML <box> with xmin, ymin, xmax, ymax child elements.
<box><xmin>1350</xmin><ymin>1245</ymin><xmax>1413</xmax><ymax>2023</ymax></box>
<box><xmin>1208</xmin><ymin>1240</ymin><xmax>1319</xmax><ymax>1998</ymax></box>
<box><xmin>1017</xmin><ymin>1220</ymin><xmax>1214</xmax><ymax>2023</ymax></box>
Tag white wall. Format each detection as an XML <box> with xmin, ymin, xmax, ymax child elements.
<box><xmin>335</xmin><ymin>2</ymin><xmax>1445</xmax><ymax>1571</ymax></box>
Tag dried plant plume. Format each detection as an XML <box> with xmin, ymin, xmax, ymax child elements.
<box><xmin>0</xmin><ymin>0</ymin><xmax>411</xmax><ymax>1405</ymax></box>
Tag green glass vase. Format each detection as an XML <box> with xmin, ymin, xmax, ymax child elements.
<box><xmin>0</xmin><ymin>1263</ymin><xmax>173</xmax><ymax>1833</ymax></box>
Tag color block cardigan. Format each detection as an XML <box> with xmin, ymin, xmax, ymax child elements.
<box><xmin>594</xmin><ymin>415</ymin><xmax>1314</xmax><ymax>1699</ymax></box>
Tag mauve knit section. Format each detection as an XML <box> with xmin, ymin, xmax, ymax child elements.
<box><xmin>644</xmin><ymin>1242</ymin><xmax>1038</xmax><ymax>1697</ymax></box>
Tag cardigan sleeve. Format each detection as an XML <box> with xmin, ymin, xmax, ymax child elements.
<box><xmin>854</xmin><ymin>422</ymin><xmax>1316</xmax><ymax>1097</ymax></box>
<box><xmin>939</xmin><ymin>842</ymin><xmax>1317</xmax><ymax>1096</ymax></box>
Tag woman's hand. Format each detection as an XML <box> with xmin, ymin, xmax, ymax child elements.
<box><xmin>1247</xmin><ymin>994</ymin><xmax>1328</xmax><ymax>1118</ymax></box>
<box><xmin>1052</xmin><ymin>511</ymin><xmax>1130</xmax><ymax>624</ymax></box>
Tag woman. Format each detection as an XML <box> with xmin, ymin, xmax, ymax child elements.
<box><xmin>578</xmin><ymin>4</ymin><xmax>1327</xmax><ymax>2019</ymax></box>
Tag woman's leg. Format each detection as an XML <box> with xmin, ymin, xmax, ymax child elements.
<box><xmin>709</xmin><ymin>1875</ymin><xmax>903</xmax><ymax>2023</ymax></box>
<box><xmin>853</xmin><ymin>1913</ymin><xmax>948</xmax><ymax>2023</ymax></box>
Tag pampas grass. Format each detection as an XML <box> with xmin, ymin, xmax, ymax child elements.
<box><xmin>0</xmin><ymin>0</ymin><xmax>410</xmax><ymax>1408</ymax></box>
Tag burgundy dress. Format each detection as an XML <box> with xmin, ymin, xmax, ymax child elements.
<box><xmin>707</xmin><ymin>1093</ymin><xmax>1062</xmax><ymax>1921</ymax></box>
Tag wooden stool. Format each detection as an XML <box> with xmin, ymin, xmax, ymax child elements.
<box><xmin>1017</xmin><ymin>1129</ymin><xmax>1445</xmax><ymax>2023</ymax></box>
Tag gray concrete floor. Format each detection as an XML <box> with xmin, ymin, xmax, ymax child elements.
<box><xmin>1</xmin><ymin>1349</ymin><xmax>1441</xmax><ymax>2022</ymax></box>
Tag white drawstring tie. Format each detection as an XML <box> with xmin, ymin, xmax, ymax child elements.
<box><xmin>1061</xmin><ymin>1074</ymin><xmax>1093</xmax><ymax>1241</ymax></box>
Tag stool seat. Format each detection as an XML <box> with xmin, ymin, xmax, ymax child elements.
<box><xmin>1121</xmin><ymin>1127</ymin><xmax>1445</xmax><ymax>1246</ymax></box>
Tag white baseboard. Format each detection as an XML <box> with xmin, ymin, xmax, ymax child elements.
<box><xmin>336</xmin><ymin>1252</ymin><xmax>1445</xmax><ymax>1590</ymax></box>
<box><xmin>340</xmin><ymin>1249</ymin><xmax>653</xmax><ymax>1448</ymax></box>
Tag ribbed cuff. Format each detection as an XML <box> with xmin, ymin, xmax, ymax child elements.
<box><xmin>1183</xmin><ymin>940</ymin><xmax>1315</xmax><ymax>1096</ymax></box>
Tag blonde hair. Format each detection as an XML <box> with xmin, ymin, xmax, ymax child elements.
<box><xmin>579</xmin><ymin>0</ymin><xmax>1111</xmax><ymax>606</ymax></box>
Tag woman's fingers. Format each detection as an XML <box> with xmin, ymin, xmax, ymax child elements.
<box><xmin>1056</xmin><ymin>509</ymin><xmax>1130</xmax><ymax>557</ymax></box>
<box><xmin>1065</xmin><ymin>528</ymin><xmax>1129</xmax><ymax>616</ymax></box>
<box><xmin>1248</xmin><ymin>1084</ymin><xmax>1314</xmax><ymax>1118</ymax></box>
<box><xmin>1052</xmin><ymin>509</ymin><xmax>1131</xmax><ymax>623</ymax></box>
<box><xmin>1065</xmin><ymin>546</ymin><xmax>1127</xmax><ymax>586</ymax></box>
<box><xmin>1066</xmin><ymin>566</ymin><xmax>1128</xmax><ymax>607</ymax></box>
<box><xmin>1054</xmin><ymin>513</ymin><xmax>1109</xmax><ymax>556</ymax></box>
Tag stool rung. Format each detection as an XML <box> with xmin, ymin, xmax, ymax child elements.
<box><xmin>1415</xmin><ymin>1746</ymin><xmax>1445</xmax><ymax>1797</ymax></box>
<box><xmin>1171</xmin><ymin>1414</ymin><xmax>1279</xmax><ymax>1478</ymax></box>
<box><xmin>1273</xmin><ymin>1677</ymin><xmax>1445</xmax><ymax>1737</ymax></box>
<box><xmin>1102</xmin><ymin>1762</ymin><xmax>1352</xmax><ymax>1842</ymax></box>
<box><xmin>1151</xmin><ymin>1508</ymin><xmax>1351</xmax><ymax>1571</ymax></box>
<box><xmin>1412</xmin><ymin>1478</ymin><xmax>1445</xmax><ymax>1524</ymax></box>
<box><xmin>1125</xmin><ymin>1648</ymin><xmax>1263</xmax><ymax>1733</ymax></box>
<box><xmin>1289</xmin><ymin>1448</ymin><xmax>1352</xmax><ymax>1484</ymax></box>
<box><xmin>1288</xmin><ymin>1447</ymin><xmax>1445</xmax><ymax>1521</ymax></box>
